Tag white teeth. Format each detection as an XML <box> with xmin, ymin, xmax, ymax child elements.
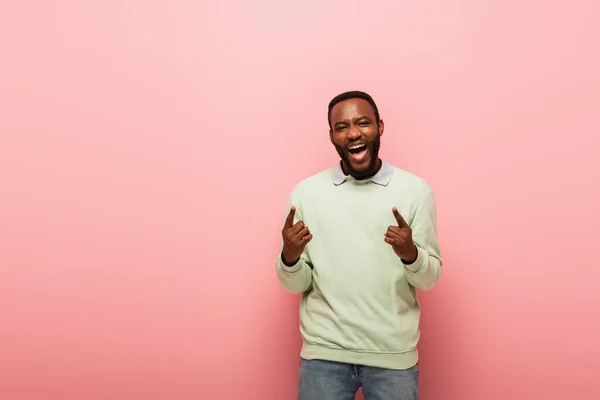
<box><xmin>349</xmin><ymin>144</ymin><xmax>366</xmax><ymax>150</ymax></box>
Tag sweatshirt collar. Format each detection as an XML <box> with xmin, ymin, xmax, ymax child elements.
<box><xmin>331</xmin><ymin>159</ymin><xmax>394</xmax><ymax>186</ymax></box>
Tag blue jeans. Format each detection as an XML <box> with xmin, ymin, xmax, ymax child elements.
<box><xmin>297</xmin><ymin>358</ymin><xmax>419</xmax><ymax>400</ymax></box>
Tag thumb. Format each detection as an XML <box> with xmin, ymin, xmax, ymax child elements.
<box><xmin>284</xmin><ymin>205</ymin><xmax>296</xmax><ymax>228</ymax></box>
<box><xmin>392</xmin><ymin>207</ymin><xmax>408</xmax><ymax>227</ymax></box>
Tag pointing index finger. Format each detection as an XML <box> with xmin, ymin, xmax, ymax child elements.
<box><xmin>392</xmin><ymin>207</ymin><xmax>408</xmax><ymax>228</ymax></box>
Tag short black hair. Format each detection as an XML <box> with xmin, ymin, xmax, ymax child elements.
<box><xmin>327</xmin><ymin>90</ymin><xmax>380</xmax><ymax>129</ymax></box>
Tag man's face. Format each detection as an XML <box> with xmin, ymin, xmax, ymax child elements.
<box><xmin>329</xmin><ymin>98</ymin><xmax>384</xmax><ymax>179</ymax></box>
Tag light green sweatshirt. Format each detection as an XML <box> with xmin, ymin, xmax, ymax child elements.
<box><xmin>275</xmin><ymin>160</ymin><xmax>442</xmax><ymax>370</ymax></box>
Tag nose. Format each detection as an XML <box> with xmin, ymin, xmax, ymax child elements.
<box><xmin>347</xmin><ymin>125</ymin><xmax>360</xmax><ymax>140</ymax></box>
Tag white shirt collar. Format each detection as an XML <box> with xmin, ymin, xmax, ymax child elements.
<box><xmin>331</xmin><ymin>159</ymin><xmax>394</xmax><ymax>186</ymax></box>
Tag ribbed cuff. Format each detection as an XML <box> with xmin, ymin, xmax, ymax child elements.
<box><xmin>278</xmin><ymin>253</ymin><xmax>303</xmax><ymax>273</ymax></box>
<box><xmin>404</xmin><ymin>246</ymin><xmax>426</xmax><ymax>273</ymax></box>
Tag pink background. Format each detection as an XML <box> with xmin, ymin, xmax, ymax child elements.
<box><xmin>1</xmin><ymin>1</ymin><xmax>599</xmax><ymax>399</ymax></box>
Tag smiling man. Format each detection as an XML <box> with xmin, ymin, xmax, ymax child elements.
<box><xmin>276</xmin><ymin>90</ymin><xmax>442</xmax><ymax>400</ymax></box>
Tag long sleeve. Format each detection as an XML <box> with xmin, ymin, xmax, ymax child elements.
<box><xmin>404</xmin><ymin>186</ymin><xmax>443</xmax><ymax>291</ymax></box>
<box><xmin>275</xmin><ymin>197</ymin><xmax>313</xmax><ymax>295</ymax></box>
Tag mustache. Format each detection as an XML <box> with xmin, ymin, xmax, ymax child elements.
<box><xmin>334</xmin><ymin>136</ymin><xmax>381</xmax><ymax>174</ymax></box>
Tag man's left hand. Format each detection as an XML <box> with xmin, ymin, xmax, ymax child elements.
<box><xmin>385</xmin><ymin>207</ymin><xmax>418</xmax><ymax>263</ymax></box>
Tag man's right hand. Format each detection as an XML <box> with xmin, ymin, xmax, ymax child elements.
<box><xmin>281</xmin><ymin>205</ymin><xmax>312</xmax><ymax>265</ymax></box>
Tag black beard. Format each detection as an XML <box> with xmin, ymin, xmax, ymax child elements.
<box><xmin>335</xmin><ymin>134</ymin><xmax>381</xmax><ymax>180</ymax></box>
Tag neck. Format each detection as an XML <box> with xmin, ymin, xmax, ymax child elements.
<box><xmin>342</xmin><ymin>158</ymin><xmax>382</xmax><ymax>180</ymax></box>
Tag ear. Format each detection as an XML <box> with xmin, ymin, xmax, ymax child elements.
<box><xmin>378</xmin><ymin>119</ymin><xmax>384</xmax><ymax>137</ymax></box>
<box><xmin>329</xmin><ymin>129</ymin><xmax>334</xmax><ymax>144</ymax></box>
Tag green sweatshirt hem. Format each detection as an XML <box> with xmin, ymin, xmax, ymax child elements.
<box><xmin>300</xmin><ymin>341</ymin><xmax>418</xmax><ymax>370</ymax></box>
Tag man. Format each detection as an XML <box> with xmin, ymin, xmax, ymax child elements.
<box><xmin>276</xmin><ymin>90</ymin><xmax>442</xmax><ymax>400</ymax></box>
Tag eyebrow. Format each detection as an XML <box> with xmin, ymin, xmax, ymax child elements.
<box><xmin>333</xmin><ymin>116</ymin><xmax>371</xmax><ymax>127</ymax></box>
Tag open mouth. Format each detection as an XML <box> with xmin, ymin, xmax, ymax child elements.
<box><xmin>348</xmin><ymin>144</ymin><xmax>368</xmax><ymax>162</ymax></box>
